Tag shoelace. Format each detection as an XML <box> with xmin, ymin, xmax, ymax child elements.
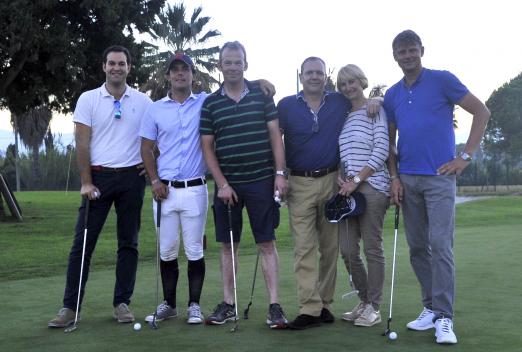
<box><xmin>157</xmin><ymin>302</ymin><xmax>171</xmax><ymax>314</ymax></box>
<box><xmin>417</xmin><ymin>308</ymin><xmax>432</xmax><ymax>320</ymax></box>
<box><xmin>189</xmin><ymin>304</ymin><xmax>201</xmax><ymax>316</ymax></box>
<box><xmin>439</xmin><ymin>319</ymin><xmax>452</xmax><ymax>333</ymax></box>
<box><xmin>118</xmin><ymin>304</ymin><xmax>130</xmax><ymax>313</ymax></box>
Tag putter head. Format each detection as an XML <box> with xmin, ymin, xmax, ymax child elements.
<box><xmin>64</xmin><ymin>324</ymin><xmax>78</xmax><ymax>333</ymax></box>
<box><xmin>230</xmin><ymin>323</ymin><xmax>239</xmax><ymax>332</ymax></box>
<box><xmin>382</xmin><ymin>318</ymin><xmax>392</xmax><ymax>336</ymax></box>
<box><xmin>341</xmin><ymin>290</ymin><xmax>359</xmax><ymax>300</ymax></box>
<box><xmin>382</xmin><ymin>328</ymin><xmax>390</xmax><ymax>336</ymax></box>
<box><xmin>148</xmin><ymin>314</ymin><xmax>159</xmax><ymax>330</ymax></box>
<box><xmin>243</xmin><ymin>304</ymin><xmax>252</xmax><ymax>319</ymax></box>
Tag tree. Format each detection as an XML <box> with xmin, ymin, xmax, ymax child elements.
<box><xmin>141</xmin><ymin>2</ymin><xmax>221</xmax><ymax>100</ymax></box>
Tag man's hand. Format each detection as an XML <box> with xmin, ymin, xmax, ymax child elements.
<box><xmin>258</xmin><ymin>79</ymin><xmax>276</xmax><ymax>98</ymax></box>
<box><xmin>437</xmin><ymin>157</ymin><xmax>470</xmax><ymax>176</ymax></box>
<box><xmin>81</xmin><ymin>183</ymin><xmax>101</xmax><ymax>200</ymax></box>
<box><xmin>366</xmin><ymin>97</ymin><xmax>383</xmax><ymax>117</ymax></box>
<box><xmin>390</xmin><ymin>178</ymin><xmax>403</xmax><ymax>205</ymax></box>
<box><xmin>137</xmin><ymin>163</ymin><xmax>147</xmax><ymax>177</ymax></box>
<box><xmin>274</xmin><ymin>175</ymin><xmax>288</xmax><ymax>198</ymax></box>
<box><xmin>338</xmin><ymin>179</ymin><xmax>357</xmax><ymax>197</ymax></box>
<box><xmin>217</xmin><ymin>185</ymin><xmax>238</xmax><ymax>205</ymax></box>
<box><xmin>151</xmin><ymin>181</ymin><xmax>169</xmax><ymax>201</ymax></box>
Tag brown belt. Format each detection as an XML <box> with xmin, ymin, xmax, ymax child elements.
<box><xmin>290</xmin><ymin>166</ymin><xmax>338</xmax><ymax>178</ymax></box>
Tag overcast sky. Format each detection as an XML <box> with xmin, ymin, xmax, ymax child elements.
<box><xmin>1</xmin><ymin>0</ymin><xmax>520</xmax><ymax>148</ymax></box>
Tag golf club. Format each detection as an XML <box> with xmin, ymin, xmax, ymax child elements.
<box><xmin>64</xmin><ymin>198</ymin><xmax>90</xmax><ymax>333</ymax></box>
<box><xmin>243</xmin><ymin>250</ymin><xmax>260</xmax><ymax>319</ymax></box>
<box><xmin>227</xmin><ymin>204</ymin><xmax>239</xmax><ymax>332</ymax></box>
<box><xmin>339</xmin><ymin>162</ymin><xmax>359</xmax><ymax>301</ymax></box>
<box><xmin>149</xmin><ymin>200</ymin><xmax>162</xmax><ymax>330</ymax></box>
<box><xmin>383</xmin><ymin>205</ymin><xmax>400</xmax><ymax>337</ymax></box>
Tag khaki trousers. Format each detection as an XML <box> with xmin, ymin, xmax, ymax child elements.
<box><xmin>287</xmin><ymin>172</ymin><xmax>339</xmax><ymax>316</ymax></box>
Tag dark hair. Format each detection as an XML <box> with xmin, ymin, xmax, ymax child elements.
<box><xmin>219</xmin><ymin>41</ymin><xmax>247</xmax><ymax>63</ymax></box>
<box><xmin>300</xmin><ymin>56</ymin><xmax>326</xmax><ymax>73</ymax></box>
<box><xmin>102</xmin><ymin>45</ymin><xmax>131</xmax><ymax>65</ymax></box>
<box><xmin>392</xmin><ymin>30</ymin><xmax>423</xmax><ymax>51</ymax></box>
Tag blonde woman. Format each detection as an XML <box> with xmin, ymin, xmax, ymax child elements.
<box><xmin>337</xmin><ymin>64</ymin><xmax>390</xmax><ymax>327</ymax></box>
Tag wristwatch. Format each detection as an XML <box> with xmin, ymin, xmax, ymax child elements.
<box><xmin>459</xmin><ymin>152</ymin><xmax>472</xmax><ymax>162</ymax></box>
<box><xmin>276</xmin><ymin>170</ymin><xmax>288</xmax><ymax>177</ymax></box>
<box><xmin>352</xmin><ymin>175</ymin><xmax>361</xmax><ymax>184</ymax></box>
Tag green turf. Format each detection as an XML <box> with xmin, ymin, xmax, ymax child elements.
<box><xmin>0</xmin><ymin>192</ymin><xmax>521</xmax><ymax>351</ymax></box>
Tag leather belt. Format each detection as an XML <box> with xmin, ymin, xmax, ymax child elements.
<box><xmin>290</xmin><ymin>166</ymin><xmax>338</xmax><ymax>178</ymax></box>
<box><xmin>161</xmin><ymin>177</ymin><xmax>206</xmax><ymax>188</ymax></box>
<box><xmin>91</xmin><ymin>164</ymin><xmax>140</xmax><ymax>172</ymax></box>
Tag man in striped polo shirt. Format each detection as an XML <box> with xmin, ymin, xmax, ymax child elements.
<box><xmin>200</xmin><ymin>41</ymin><xmax>288</xmax><ymax>329</ymax></box>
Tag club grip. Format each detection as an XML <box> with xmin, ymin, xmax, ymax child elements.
<box><xmin>84</xmin><ymin>198</ymin><xmax>90</xmax><ymax>225</ymax></box>
<box><xmin>156</xmin><ymin>200</ymin><xmax>162</xmax><ymax>228</ymax></box>
<box><xmin>394</xmin><ymin>205</ymin><xmax>400</xmax><ymax>229</ymax></box>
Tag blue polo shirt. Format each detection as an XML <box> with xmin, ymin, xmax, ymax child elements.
<box><xmin>384</xmin><ymin>68</ymin><xmax>469</xmax><ymax>175</ymax></box>
<box><xmin>278</xmin><ymin>91</ymin><xmax>351</xmax><ymax>171</ymax></box>
<box><xmin>139</xmin><ymin>92</ymin><xmax>208</xmax><ymax>180</ymax></box>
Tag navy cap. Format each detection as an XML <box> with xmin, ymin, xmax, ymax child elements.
<box><xmin>166</xmin><ymin>53</ymin><xmax>195</xmax><ymax>73</ymax></box>
<box><xmin>324</xmin><ymin>192</ymin><xmax>366</xmax><ymax>223</ymax></box>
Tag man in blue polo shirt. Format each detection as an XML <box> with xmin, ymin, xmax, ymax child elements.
<box><xmin>384</xmin><ymin>30</ymin><xmax>490</xmax><ymax>344</ymax></box>
<box><xmin>140</xmin><ymin>53</ymin><xmax>208</xmax><ymax>324</ymax></box>
<box><xmin>200</xmin><ymin>41</ymin><xmax>288</xmax><ymax>329</ymax></box>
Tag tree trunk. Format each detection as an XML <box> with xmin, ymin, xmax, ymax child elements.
<box><xmin>32</xmin><ymin>145</ymin><xmax>41</xmax><ymax>189</ymax></box>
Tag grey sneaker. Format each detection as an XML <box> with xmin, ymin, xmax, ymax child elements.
<box><xmin>187</xmin><ymin>302</ymin><xmax>204</xmax><ymax>324</ymax></box>
<box><xmin>266</xmin><ymin>303</ymin><xmax>288</xmax><ymax>329</ymax></box>
<box><xmin>48</xmin><ymin>308</ymin><xmax>77</xmax><ymax>328</ymax></box>
<box><xmin>145</xmin><ymin>301</ymin><xmax>177</xmax><ymax>322</ymax></box>
<box><xmin>342</xmin><ymin>301</ymin><xmax>367</xmax><ymax>322</ymax></box>
<box><xmin>354</xmin><ymin>304</ymin><xmax>381</xmax><ymax>327</ymax></box>
<box><xmin>113</xmin><ymin>303</ymin><xmax>135</xmax><ymax>323</ymax></box>
<box><xmin>205</xmin><ymin>302</ymin><xmax>236</xmax><ymax>325</ymax></box>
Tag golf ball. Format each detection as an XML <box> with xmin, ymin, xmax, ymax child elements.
<box><xmin>389</xmin><ymin>331</ymin><xmax>397</xmax><ymax>340</ymax></box>
<box><xmin>133</xmin><ymin>322</ymin><xmax>141</xmax><ymax>331</ymax></box>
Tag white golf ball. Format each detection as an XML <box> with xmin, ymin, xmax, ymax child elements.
<box><xmin>389</xmin><ymin>331</ymin><xmax>397</xmax><ymax>340</ymax></box>
<box><xmin>133</xmin><ymin>322</ymin><xmax>141</xmax><ymax>331</ymax></box>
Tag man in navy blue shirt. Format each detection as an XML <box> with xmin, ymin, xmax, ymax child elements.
<box><xmin>384</xmin><ymin>30</ymin><xmax>490</xmax><ymax>344</ymax></box>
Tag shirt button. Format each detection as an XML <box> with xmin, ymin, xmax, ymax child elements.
<box><xmin>408</xmin><ymin>101</ymin><xmax>412</xmax><ymax>104</ymax></box>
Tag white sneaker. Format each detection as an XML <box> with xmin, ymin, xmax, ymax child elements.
<box><xmin>342</xmin><ymin>301</ymin><xmax>367</xmax><ymax>322</ymax></box>
<box><xmin>406</xmin><ymin>307</ymin><xmax>435</xmax><ymax>330</ymax></box>
<box><xmin>145</xmin><ymin>301</ymin><xmax>177</xmax><ymax>322</ymax></box>
<box><xmin>435</xmin><ymin>317</ymin><xmax>458</xmax><ymax>344</ymax></box>
<box><xmin>187</xmin><ymin>302</ymin><xmax>204</xmax><ymax>324</ymax></box>
<box><xmin>354</xmin><ymin>304</ymin><xmax>381</xmax><ymax>327</ymax></box>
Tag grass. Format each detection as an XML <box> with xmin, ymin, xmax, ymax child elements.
<box><xmin>0</xmin><ymin>191</ymin><xmax>521</xmax><ymax>351</ymax></box>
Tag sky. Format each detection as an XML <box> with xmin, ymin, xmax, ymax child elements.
<box><xmin>1</xmin><ymin>0</ymin><xmax>521</xmax><ymax>150</ymax></box>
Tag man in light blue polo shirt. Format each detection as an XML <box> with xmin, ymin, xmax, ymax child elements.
<box><xmin>384</xmin><ymin>30</ymin><xmax>490</xmax><ymax>344</ymax></box>
<box><xmin>140</xmin><ymin>54</ymin><xmax>208</xmax><ymax>324</ymax></box>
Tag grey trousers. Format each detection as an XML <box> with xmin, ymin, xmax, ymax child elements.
<box><xmin>339</xmin><ymin>182</ymin><xmax>389</xmax><ymax>309</ymax></box>
<box><xmin>400</xmin><ymin>174</ymin><xmax>456</xmax><ymax>319</ymax></box>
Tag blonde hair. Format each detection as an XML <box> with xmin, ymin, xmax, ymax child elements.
<box><xmin>336</xmin><ymin>64</ymin><xmax>368</xmax><ymax>90</ymax></box>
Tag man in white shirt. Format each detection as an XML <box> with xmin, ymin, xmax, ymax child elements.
<box><xmin>48</xmin><ymin>45</ymin><xmax>152</xmax><ymax>328</ymax></box>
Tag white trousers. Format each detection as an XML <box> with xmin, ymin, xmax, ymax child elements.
<box><xmin>152</xmin><ymin>183</ymin><xmax>208</xmax><ymax>261</ymax></box>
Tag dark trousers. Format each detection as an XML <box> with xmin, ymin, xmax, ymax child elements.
<box><xmin>63</xmin><ymin>169</ymin><xmax>145</xmax><ymax>310</ymax></box>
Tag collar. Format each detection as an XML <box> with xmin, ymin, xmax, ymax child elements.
<box><xmin>401</xmin><ymin>68</ymin><xmax>426</xmax><ymax>88</ymax></box>
<box><xmin>296</xmin><ymin>90</ymin><xmax>333</xmax><ymax>101</ymax></box>
<box><xmin>101</xmin><ymin>83</ymin><xmax>131</xmax><ymax>98</ymax></box>
<box><xmin>220</xmin><ymin>79</ymin><xmax>251</xmax><ymax>99</ymax></box>
<box><xmin>164</xmin><ymin>91</ymin><xmax>197</xmax><ymax>103</ymax></box>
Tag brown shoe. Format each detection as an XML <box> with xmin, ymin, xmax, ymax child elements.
<box><xmin>113</xmin><ymin>303</ymin><xmax>135</xmax><ymax>323</ymax></box>
<box><xmin>48</xmin><ymin>308</ymin><xmax>77</xmax><ymax>328</ymax></box>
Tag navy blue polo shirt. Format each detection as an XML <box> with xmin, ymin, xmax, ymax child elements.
<box><xmin>384</xmin><ymin>68</ymin><xmax>469</xmax><ymax>175</ymax></box>
<box><xmin>278</xmin><ymin>91</ymin><xmax>351</xmax><ymax>171</ymax></box>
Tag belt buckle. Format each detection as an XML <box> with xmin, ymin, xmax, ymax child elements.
<box><xmin>312</xmin><ymin>169</ymin><xmax>322</xmax><ymax>177</ymax></box>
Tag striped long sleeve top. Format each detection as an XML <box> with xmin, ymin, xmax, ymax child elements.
<box><xmin>339</xmin><ymin>106</ymin><xmax>390</xmax><ymax>196</ymax></box>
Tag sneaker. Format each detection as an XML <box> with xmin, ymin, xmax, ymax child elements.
<box><xmin>354</xmin><ymin>304</ymin><xmax>381</xmax><ymax>327</ymax></box>
<box><xmin>435</xmin><ymin>317</ymin><xmax>458</xmax><ymax>344</ymax></box>
<box><xmin>48</xmin><ymin>308</ymin><xmax>77</xmax><ymax>328</ymax></box>
<box><xmin>113</xmin><ymin>303</ymin><xmax>135</xmax><ymax>323</ymax></box>
<box><xmin>266</xmin><ymin>303</ymin><xmax>288</xmax><ymax>329</ymax></box>
<box><xmin>342</xmin><ymin>302</ymin><xmax>367</xmax><ymax>322</ymax></box>
<box><xmin>287</xmin><ymin>314</ymin><xmax>322</xmax><ymax>330</ymax></box>
<box><xmin>205</xmin><ymin>302</ymin><xmax>236</xmax><ymax>325</ymax></box>
<box><xmin>187</xmin><ymin>302</ymin><xmax>204</xmax><ymax>324</ymax></box>
<box><xmin>145</xmin><ymin>301</ymin><xmax>177</xmax><ymax>322</ymax></box>
<box><xmin>320</xmin><ymin>308</ymin><xmax>335</xmax><ymax>323</ymax></box>
<box><xmin>406</xmin><ymin>307</ymin><xmax>435</xmax><ymax>330</ymax></box>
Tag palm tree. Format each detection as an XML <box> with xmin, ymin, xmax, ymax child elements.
<box><xmin>14</xmin><ymin>105</ymin><xmax>52</xmax><ymax>187</ymax></box>
<box><xmin>141</xmin><ymin>2</ymin><xmax>221</xmax><ymax>100</ymax></box>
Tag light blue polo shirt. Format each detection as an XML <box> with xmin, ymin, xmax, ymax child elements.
<box><xmin>384</xmin><ymin>68</ymin><xmax>469</xmax><ymax>175</ymax></box>
<box><xmin>140</xmin><ymin>92</ymin><xmax>208</xmax><ymax>180</ymax></box>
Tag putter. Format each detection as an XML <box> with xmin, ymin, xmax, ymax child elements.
<box><xmin>243</xmin><ymin>250</ymin><xmax>260</xmax><ymax>319</ymax></box>
<box><xmin>339</xmin><ymin>162</ymin><xmax>359</xmax><ymax>301</ymax></box>
<box><xmin>149</xmin><ymin>200</ymin><xmax>162</xmax><ymax>330</ymax></box>
<box><xmin>64</xmin><ymin>198</ymin><xmax>90</xmax><ymax>333</ymax></box>
<box><xmin>227</xmin><ymin>204</ymin><xmax>239</xmax><ymax>332</ymax></box>
<box><xmin>383</xmin><ymin>206</ymin><xmax>400</xmax><ymax>337</ymax></box>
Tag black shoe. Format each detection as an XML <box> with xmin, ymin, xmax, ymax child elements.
<box><xmin>205</xmin><ymin>302</ymin><xmax>236</xmax><ymax>325</ymax></box>
<box><xmin>287</xmin><ymin>314</ymin><xmax>322</xmax><ymax>330</ymax></box>
<box><xmin>320</xmin><ymin>308</ymin><xmax>335</xmax><ymax>323</ymax></box>
<box><xmin>266</xmin><ymin>303</ymin><xmax>288</xmax><ymax>329</ymax></box>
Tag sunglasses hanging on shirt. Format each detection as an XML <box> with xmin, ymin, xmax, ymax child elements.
<box><xmin>114</xmin><ymin>100</ymin><xmax>122</xmax><ymax>119</ymax></box>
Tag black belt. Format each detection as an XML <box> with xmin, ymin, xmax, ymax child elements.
<box><xmin>91</xmin><ymin>164</ymin><xmax>140</xmax><ymax>172</ymax></box>
<box><xmin>290</xmin><ymin>166</ymin><xmax>338</xmax><ymax>178</ymax></box>
<box><xmin>161</xmin><ymin>178</ymin><xmax>206</xmax><ymax>188</ymax></box>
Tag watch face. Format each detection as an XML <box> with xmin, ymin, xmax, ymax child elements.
<box><xmin>353</xmin><ymin>176</ymin><xmax>361</xmax><ymax>184</ymax></box>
